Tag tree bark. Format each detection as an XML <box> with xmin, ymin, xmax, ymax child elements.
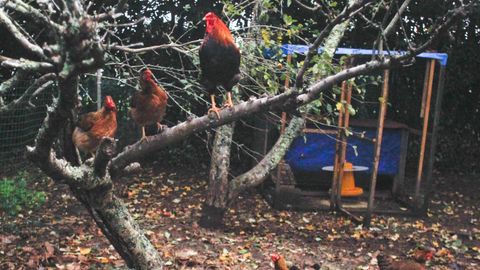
<box><xmin>228</xmin><ymin>116</ymin><xmax>305</xmax><ymax>202</ymax></box>
<box><xmin>199</xmin><ymin>123</ymin><xmax>235</xmax><ymax>229</ymax></box>
<box><xmin>63</xmin><ymin>119</ymin><xmax>81</xmax><ymax>166</ymax></box>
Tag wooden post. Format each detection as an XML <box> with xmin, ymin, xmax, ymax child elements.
<box><xmin>96</xmin><ymin>69</ymin><xmax>103</xmax><ymax>110</ymax></box>
<box><xmin>392</xmin><ymin>129</ymin><xmax>409</xmax><ymax>196</ymax></box>
<box><xmin>365</xmin><ymin>69</ymin><xmax>390</xmax><ymax>226</ymax></box>
<box><xmin>280</xmin><ymin>54</ymin><xmax>292</xmax><ymax>134</ymax></box>
<box><xmin>421</xmin><ymin>64</ymin><xmax>446</xmax><ymax>215</ymax></box>
<box><xmin>330</xmin><ymin>81</ymin><xmax>347</xmax><ymax>210</ymax></box>
<box><xmin>335</xmin><ymin>82</ymin><xmax>352</xmax><ymax>208</ymax></box>
<box><xmin>414</xmin><ymin>59</ymin><xmax>436</xmax><ymax>210</ymax></box>
<box><xmin>420</xmin><ymin>62</ymin><xmax>431</xmax><ymax>118</ymax></box>
<box><xmin>276</xmin><ymin>54</ymin><xmax>293</xmax><ymax>192</ymax></box>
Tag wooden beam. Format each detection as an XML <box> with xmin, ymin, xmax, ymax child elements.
<box><xmin>420</xmin><ymin>61</ymin><xmax>431</xmax><ymax>118</ymax></box>
<box><xmin>422</xmin><ymin>64</ymin><xmax>446</xmax><ymax>215</ymax></box>
<box><xmin>365</xmin><ymin>69</ymin><xmax>390</xmax><ymax>226</ymax></box>
<box><xmin>330</xmin><ymin>81</ymin><xmax>347</xmax><ymax>210</ymax></box>
<box><xmin>277</xmin><ymin>54</ymin><xmax>292</xmax><ymax>183</ymax></box>
<box><xmin>303</xmin><ymin>128</ymin><xmax>338</xmax><ymax>135</ymax></box>
<box><xmin>392</xmin><ymin>129</ymin><xmax>409</xmax><ymax>196</ymax></box>
<box><xmin>338</xmin><ymin>206</ymin><xmax>363</xmax><ymax>224</ymax></box>
<box><xmin>280</xmin><ymin>54</ymin><xmax>292</xmax><ymax>134</ymax></box>
<box><xmin>336</xmin><ymin>82</ymin><xmax>353</xmax><ymax>208</ymax></box>
<box><xmin>414</xmin><ymin>59</ymin><xmax>436</xmax><ymax>209</ymax></box>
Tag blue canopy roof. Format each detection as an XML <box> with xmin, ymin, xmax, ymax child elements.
<box><xmin>280</xmin><ymin>44</ymin><xmax>448</xmax><ymax>66</ymax></box>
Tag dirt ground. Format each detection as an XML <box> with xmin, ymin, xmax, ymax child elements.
<box><xmin>1</xmin><ymin>164</ymin><xmax>479</xmax><ymax>269</ymax></box>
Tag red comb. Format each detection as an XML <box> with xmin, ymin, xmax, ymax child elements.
<box><xmin>104</xmin><ymin>95</ymin><xmax>116</xmax><ymax>110</ymax></box>
<box><xmin>270</xmin><ymin>253</ymin><xmax>280</xmax><ymax>262</ymax></box>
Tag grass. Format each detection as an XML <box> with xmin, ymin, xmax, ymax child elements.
<box><xmin>0</xmin><ymin>171</ymin><xmax>46</xmax><ymax>216</ymax></box>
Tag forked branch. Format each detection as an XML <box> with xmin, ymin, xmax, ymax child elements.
<box><xmin>0</xmin><ymin>10</ymin><xmax>46</xmax><ymax>60</ymax></box>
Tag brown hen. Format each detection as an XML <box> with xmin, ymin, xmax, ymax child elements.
<box><xmin>129</xmin><ymin>68</ymin><xmax>168</xmax><ymax>142</ymax></box>
<box><xmin>271</xmin><ymin>254</ymin><xmax>300</xmax><ymax>270</ymax></box>
<box><xmin>72</xmin><ymin>96</ymin><xmax>117</xmax><ymax>157</ymax></box>
<box><xmin>377</xmin><ymin>250</ymin><xmax>433</xmax><ymax>270</ymax></box>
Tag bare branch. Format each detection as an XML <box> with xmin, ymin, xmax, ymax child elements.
<box><xmin>28</xmin><ymin>80</ymin><xmax>56</xmax><ymax>107</ymax></box>
<box><xmin>0</xmin><ymin>73</ymin><xmax>56</xmax><ymax>114</ymax></box>
<box><xmin>3</xmin><ymin>0</ymin><xmax>63</xmax><ymax>32</ymax></box>
<box><xmin>383</xmin><ymin>0</ymin><xmax>411</xmax><ymax>37</ymax></box>
<box><xmin>0</xmin><ymin>55</ymin><xmax>55</xmax><ymax>72</ymax></box>
<box><xmin>399</xmin><ymin>1</ymin><xmax>478</xmax><ymax>58</ymax></box>
<box><xmin>294</xmin><ymin>0</ymin><xmax>328</xmax><ymax>17</ymax></box>
<box><xmin>102</xmin><ymin>16</ymin><xmax>146</xmax><ymax>28</ymax></box>
<box><xmin>92</xmin><ymin>0</ymin><xmax>129</xmax><ymax>21</ymax></box>
<box><xmin>0</xmin><ymin>70</ymin><xmax>28</xmax><ymax>96</ymax></box>
<box><xmin>295</xmin><ymin>0</ymin><xmax>374</xmax><ymax>88</ymax></box>
<box><xmin>109</xmin><ymin>39</ymin><xmax>202</xmax><ymax>54</ymax></box>
<box><xmin>0</xmin><ymin>10</ymin><xmax>47</xmax><ymax>59</ymax></box>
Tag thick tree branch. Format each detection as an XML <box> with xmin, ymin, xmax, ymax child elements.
<box><xmin>3</xmin><ymin>0</ymin><xmax>63</xmax><ymax>32</ymax></box>
<box><xmin>94</xmin><ymin>137</ymin><xmax>117</xmax><ymax>178</ymax></box>
<box><xmin>0</xmin><ymin>10</ymin><xmax>47</xmax><ymax>60</ymax></box>
<box><xmin>295</xmin><ymin>0</ymin><xmax>373</xmax><ymax>88</ymax></box>
<box><xmin>228</xmin><ymin>116</ymin><xmax>305</xmax><ymax>202</ymax></box>
<box><xmin>0</xmin><ymin>55</ymin><xmax>55</xmax><ymax>72</ymax></box>
<box><xmin>199</xmin><ymin>123</ymin><xmax>235</xmax><ymax>228</ymax></box>
<box><xmin>109</xmin><ymin>58</ymin><xmax>391</xmax><ymax>176</ymax></box>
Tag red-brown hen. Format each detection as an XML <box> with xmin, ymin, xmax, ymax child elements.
<box><xmin>129</xmin><ymin>68</ymin><xmax>168</xmax><ymax>142</ymax></box>
<box><xmin>72</xmin><ymin>95</ymin><xmax>117</xmax><ymax>157</ymax></box>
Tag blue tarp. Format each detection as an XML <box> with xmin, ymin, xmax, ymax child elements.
<box><xmin>285</xmin><ymin>128</ymin><xmax>403</xmax><ymax>175</ymax></box>
<box><xmin>279</xmin><ymin>44</ymin><xmax>448</xmax><ymax>66</ymax></box>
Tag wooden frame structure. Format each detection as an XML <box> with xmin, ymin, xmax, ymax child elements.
<box><xmin>269</xmin><ymin>46</ymin><xmax>448</xmax><ymax>226</ymax></box>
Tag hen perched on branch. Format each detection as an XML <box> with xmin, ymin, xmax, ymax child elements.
<box><xmin>72</xmin><ymin>96</ymin><xmax>117</xmax><ymax>158</ymax></box>
<box><xmin>129</xmin><ymin>68</ymin><xmax>168</xmax><ymax>142</ymax></box>
<box><xmin>199</xmin><ymin>12</ymin><xmax>241</xmax><ymax>118</ymax></box>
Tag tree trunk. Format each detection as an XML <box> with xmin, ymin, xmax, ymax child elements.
<box><xmin>86</xmin><ymin>194</ymin><xmax>163</xmax><ymax>269</ymax></box>
<box><xmin>199</xmin><ymin>123</ymin><xmax>235</xmax><ymax>229</ymax></box>
<box><xmin>63</xmin><ymin>119</ymin><xmax>81</xmax><ymax>166</ymax></box>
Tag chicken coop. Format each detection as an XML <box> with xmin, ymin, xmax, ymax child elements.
<box><xmin>258</xmin><ymin>45</ymin><xmax>448</xmax><ymax>226</ymax></box>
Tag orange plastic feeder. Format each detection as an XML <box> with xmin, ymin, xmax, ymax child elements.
<box><xmin>340</xmin><ymin>162</ymin><xmax>364</xmax><ymax>197</ymax></box>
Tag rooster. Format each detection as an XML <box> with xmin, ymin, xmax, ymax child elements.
<box><xmin>72</xmin><ymin>96</ymin><xmax>117</xmax><ymax>157</ymax></box>
<box><xmin>271</xmin><ymin>254</ymin><xmax>300</xmax><ymax>270</ymax></box>
<box><xmin>199</xmin><ymin>11</ymin><xmax>241</xmax><ymax>117</ymax></box>
<box><xmin>129</xmin><ymin>69</ymin><xmax>168</xmax><ymax>142</ymax></box>
<box><xmin>377</xmin><ymin>250</ymin><xmax>434</xmax><ymax>270</ymax></box>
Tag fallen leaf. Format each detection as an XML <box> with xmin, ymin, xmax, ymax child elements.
<box><xmin>97</xmin><ymin>256</ymin><xmax>110</xmax><ymax>263</ymax></box>
<box><xmin>44</xmin><ymin>241</ymin><xmax>55</xmax><ymax>259</ymax></box>
<box><xmin>79</xmin><ymin>247</ymin><xmax>91</xmax><ymax>255</ymax></box>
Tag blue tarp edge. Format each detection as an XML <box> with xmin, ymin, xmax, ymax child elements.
<box><xmin>280</xmin><ymin>44</ymin><xmax>448</xmax><ymax>66</ymax></box>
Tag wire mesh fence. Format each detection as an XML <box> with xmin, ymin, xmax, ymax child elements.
<box><xmin>0</xmin><ymin>75</ymin><xmax>142</xmax><ymax>175</ymax></box>
<box><xmin>0</xmin><ymin>82</ymin><xmax>54</xmax><ymax>174</ymax></box>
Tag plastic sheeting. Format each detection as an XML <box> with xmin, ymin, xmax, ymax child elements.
<box><xmin>285</xmin><ymin>128</ymin><xmax>404</xmax><ymax>175</ymax></box>
<box><xmin>265</xmin><ymin>45</ymin><xmax>449</xmax><ymax>66</ymax></box>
